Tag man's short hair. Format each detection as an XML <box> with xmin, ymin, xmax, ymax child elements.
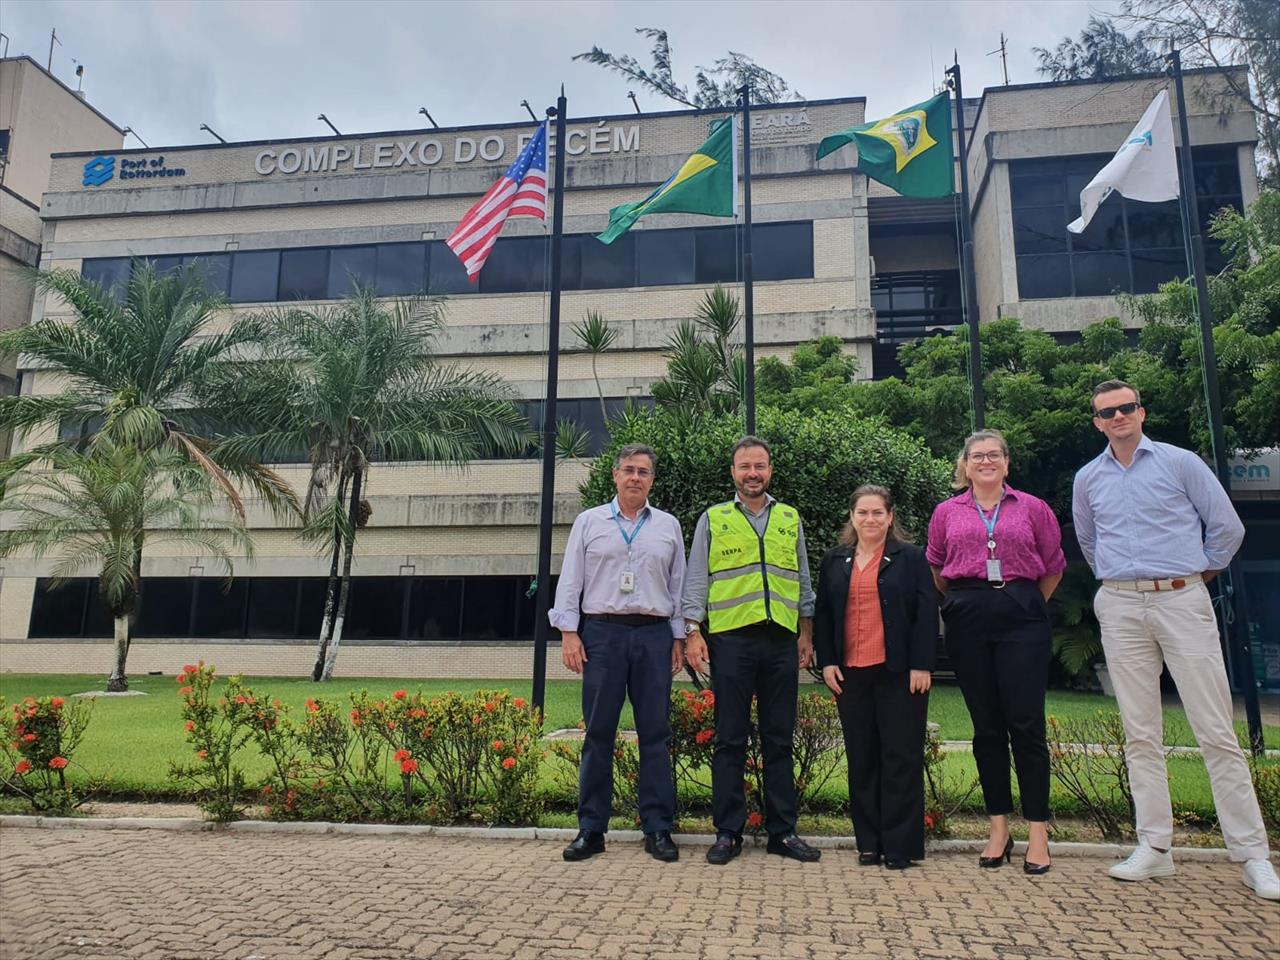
<box><xmin>613</xmin><ymin>443</ymin><xmax>657</xmax><ymax>471</ymax></box>
<box><xmin>730</xmin><ymin>435</ymin><xmax>772</xmax><ymax>462</ymax></box>
<box><xmin>1091</xmin><ymin>379</ymin><xmax>1141</xmax><ymax>411</ymax></box>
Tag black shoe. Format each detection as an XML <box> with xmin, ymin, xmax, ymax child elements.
<box><xmin>978</xmin><ymin>836</ymin><xmax>1013</xmax><ymax>869</ymax></box>
<box><xmin>705</xmin><ymin>832</ymin><xmax>742</xmax><ymax>865</ymax></box>
<box><xmin>884</xmin><ymin>856</ymin><xmax>915</xmax><ymax>870</ymax></box>
<box><xmin>858</xmin><ymin>851</ymin><xmax>882</xmax><ymax>866</ymax></box>
<box><xmin>767</xmin><ymin>833</ymin><xmax>822</xmax><ymax>862</ymax></box>
<box><xmin>562</xmin><ymin>830</ymin><xmax>605</xmax><ymax>861</ymax></box>
<box><xmin>644</xmin><ymin>830</ymin><xmax>679</xmax><ymax>862</ymax></box>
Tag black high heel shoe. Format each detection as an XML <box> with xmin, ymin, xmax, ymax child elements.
<box><xmin>1023</xmin><ymin>843</ymin><xmax>1052</xmax><ymax>875</ymax></box>
<box><xmin>858</xmin><ymin>852</ymin><xmax>882</xmax><ymax>866</ymax></box>
<box><xmin>978</xmin><ymin>836</ymin><xmax>1013</xmax><ymax>868</ymax></box>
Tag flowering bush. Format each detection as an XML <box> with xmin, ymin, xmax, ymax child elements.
<box><xmin>169</xmin><ymin>663</ymin><xmax>257</xmax><ymax>822</ymax></box>
<box><xmin>922</xmin><ymin>722</ymin><xmax>979</xmax><ymax>838</ymax></box>
<box><xmin>1046</xmin><ymin>711</ymin><xmax>1137</xmax><ymax>841</ymax></box>
<box><xmin>0</xmin><ymin>694</ymin><xmax>94</xmax><ymax>814</ymax></box>
<box><xmin>669</xmin><ymin>688</ymin><xmax>717</xmax><ymax>813</ymax></box>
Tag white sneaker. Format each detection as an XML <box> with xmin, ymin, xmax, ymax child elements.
<box><xmin>1109</xmin><ymin>843</ymin><xmax>1176</xmax><ymax>881</ymax></box>
<box><xmin>1242</xmin><ymin>859</ymin><xmax>1280</xmax><ymax>901</ymax></box>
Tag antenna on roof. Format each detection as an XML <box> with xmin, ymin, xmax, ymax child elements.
<box><xmin>418</xmin><ymin>107</ymin><xmax>439</xmax><ymax>129</ymax></box>
<box><xmin>520</xmin><ymin>100</ymin><xmax>538</xmax><ymax>122</ymax></box>
<box><xmin>47</xmin><ymin>27</ymin><xmax>61</xmax><ymax>72</ymax></box>
<box><xmin>987</xmin><ymin>32</ymin><xmax>1010</xmax><ymax>86</ymax></box>
<box><xmin>317</xmin><ymin>114</ymin><xmax>341</xmax><ymax>136</ymax></box>
<box><xmin>122</xmin><ymin>127</ymin><xmax>149</xmax><ymax>148</ymax></box>
<box><xmin>199</xmin><ymin>123</ymin><xmax>226</xmax><ymax>143</ymax></box>
<box><xmin>627</xmin><ymin>91</ymin><xmax>641</xmax><ymax>114</ymax></box>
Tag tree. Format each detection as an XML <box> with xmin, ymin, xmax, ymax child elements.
<box><xmin>650</xmin><ymin>285</ymin><xmax>745</xmax><ymax>421</ymax></box>
<box><xmin>1033</xmin><ymin>15</ymin><xmax>1163</xmax><ymax>81</ymax></box>
<box><xmin>227</xmin><ymin>290</ymin><xmax>530</xmax><ymax>681</ymax></box>
<box><xmin>574</xmin><ymin>28</ymin><xmax>801</xmax><ymax>109</ymax></box>
<box><xmin>0</xmin><ymin>441</ymin><xmax>250</xmax><ymax>691</ymax></box>
<box><xmin>0</xmin><ymin>261</ymin><xmax>297</xmax><ymax>689</ymax></box>
<box><xmin>570</xmin><ymin>310</ymin><xmax>617</xmax><ymax>425</ymax></box>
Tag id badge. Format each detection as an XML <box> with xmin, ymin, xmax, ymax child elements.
<box><xmin>986</xmin><ymin>558</ymin><xmax>1003</xmax><ymax>582</ymax></box>
<box><xmin>619</xmin><ymin>570</ymin><xmax>636</xmax><ymax>594</ymax></box>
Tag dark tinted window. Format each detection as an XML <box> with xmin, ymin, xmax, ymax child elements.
<box><xmin>695</xmin><ymin>226</ymin><xmax>737</xmax><ymax>283</ymax></box>
<box><xmin>374</xmin><ymin>242</ymin><xmax>426</xmax><ymax>296</ymax></box>
<box><xmin>345</xmin><ymin>578</ymin><xmax>406</xmax><ymax>639</ymax></box>
<box><xmin>636</xmin><ymin>230</ymin><xmax>695</xmax><ymax>286</ymax></box>
<box><xmin>328</xmin><ymin>245</ymin><xmax>378</xmax><ymax>299</ymax></box>
<box><xmin>279</xmin><ymin>248</ymin><xmax>330</xmax><ymax>301</ymax></box>
<box><xmin>191</xmin><ymin>579</ymin><xmax>249</xmax><ymax>637</ymax></box>
<box><xmin>184</xmin><ymin>254</ymin><xmax>231</xmax><ymax>296</ymax></box>
<box><xmin>428</xmin><ymin>240</ymin><xmax>471</xmax><ymax>294</ymax></box>
<box><xmin>134</xmin><ymin>579</ymin><xmax>194</xmax><ymax>637</ymax></box>
<box><xmin>408</xmin><ymin>578</ymin><xmax>463</xmax><ymax>639</ymax></box>
<box><xmin>461</xmin><ymin>578</ymin><xmax>518</xmax><ymax>639</ymax></box>
<box><xmin>754</xmin><ymin>222</ymin><xmax>813</xmax><ymax>281</ymax></box>
<box><xmin>246</xmin><ymin>579</ymin><xmax>299</xmax><ymax>638</ymax></box>
<box><xmin>28</xmin><ymin>578</ymin><xmax>91</xmax><ymax>638</ymax></box>
<box><xmin>81</xmin><ymin>258</ymin><xmax>131</xmax><ymax>297</ymax></box>
<box><xmin>581</xmin><ymin>233</ymin><xmax>635</xmax><ymax>289</ymax></box>
<box><xmin>229</xmin><ymin>250</ymin><xmax>280</xmax><ymax>303</ymax></box>
<box><xmin>479</xmin><ymin>236</ymin><xmax>543</xmax><ymax>294</ymax></box>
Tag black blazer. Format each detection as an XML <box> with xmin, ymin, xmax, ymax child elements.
<box><xmin>813</xmin><ymin>540</ymin><xmax>939</xmax><ymax>673</ymax></box>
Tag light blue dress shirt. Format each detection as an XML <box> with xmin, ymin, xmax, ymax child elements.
<box><xmin>1072</xmin><ymin>436</ymin><xmax>1244</xmax><ymax>580</ymax></box>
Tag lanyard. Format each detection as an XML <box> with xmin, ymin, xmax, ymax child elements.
<box><xmin>610</xmin><ymin>501</ymin><xmax>648</xmax><ymax>554</ymax></box>
<box><xmin>972</xmin><ymin>493</ymin><xmax>1002</xmax><ymax>554</ymax></box>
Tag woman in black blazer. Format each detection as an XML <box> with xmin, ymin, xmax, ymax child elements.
<box><xmin>815</xmin><ymin>484</ymin><xmax>938</xmax><ymax>869</ymax></box>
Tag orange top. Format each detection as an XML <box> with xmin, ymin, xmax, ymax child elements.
<box><xmin>844</xmin><ymin>547</ymin><xmax>886</xmax><ymax>668</ymax></box>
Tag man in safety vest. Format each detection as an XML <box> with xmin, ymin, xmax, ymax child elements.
<box><xmin>683</xmin><ymin>435</ymin><xmax>820</xmax><ymax>864</ymax></box>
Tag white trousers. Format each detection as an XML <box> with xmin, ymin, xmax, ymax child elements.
<box><xmin>1095</xmin><ymin>582</ymin><xmax>1270</xmax><ymax>861</ymax></box>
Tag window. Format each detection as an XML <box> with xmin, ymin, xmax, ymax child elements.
<box><xmin>871</xmin><ymin>270</ymin><xmax>963</xmax><ymax>379</ymax></box>
<box><xmin>28</xmin><ymin>579</ymin><xmax>92</xmax><ymax>638</ymax></box>
<box><xmin>191</xmin><ymin>579</ymin><xmax>249</xmax><ymax>637</ymax></box>
<box><xmin>80</xmin><ymin>258</ymin><xmax>131</xmax><ymax>297</ymax></box>
<box><xmin>580</xmin><ymin>233</ymin><xmax>634</xmax><ymax>289</ymax></box>
<box><xmin>228</xmin><ymin>250</ymin><xmax>280</xmax><ymax>303</ymax></box>
<box><xmin>754</xmin><ymin>222</ymin><xmax>814</xmax><ymax>281</ymax></box>
<box><xmin>134</xmin><ymin>579</ymin><xmax>195</xmax><ymax>637</ymax></box>
<box><xmin>374</xmin><ymin>242</ymin><xmax>427</xmax><ymax>296</ymax></box>
<box><xmin>279</xmin><ymin>248</ymin><xmax>330</xmax><ymax>301</ymax></box>
<box><xmin>408</xmin><ymin>578</ymin><xmax>463</xmax><ymax>639</ymax></box>
<box><xmin>1009</xmin><ymin>147</ymin><xmax>1242</xmax><ymax>299</ymax></box>
<box><xmin>184</xmin><ymin>254</ymin><xmax>231</xmax><ymax>296</ymax></box>
<box><xmin>427</xmin><ymin>240</ymin><xmax>471</xmax><ymax>294</ymax></box>
<box><xmin>636</xmin><ymin>231</ymin><xmax>695</xmax><ymax>286</ymax></box>
<box><xmin>327</xmin><ymin>245</ymin><xmax>378</xmax><ymax>299</ymax></box>
<box><xmin>479</xmin><ymin>236</ymin><xmax>543</xmax><ymax>294</ymax></box>
<box><xmin>695</xmin><ymin>226</ymin><xmax>738</xmax><ymax>284</ymax></box>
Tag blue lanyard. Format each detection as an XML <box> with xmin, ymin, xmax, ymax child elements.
<box><xmin>972</xmin><ymin>493</ymin><xmax>1002</xmax><ymax>547</ymax></box>
<box><xmin>610</xmin><ymin>501</ymin><xmax>648</xmax><ymax>548</ymax></box>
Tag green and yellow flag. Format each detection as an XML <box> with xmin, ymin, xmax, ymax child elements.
<box><xmin>598</xmin><ymin>116</ymin><xmax>736</xmax><ymax>244</ymax></box>
<box><xmin>817</xmin><ymin>93</ymin><xmax>953</xmax><ymax>198</ymax></box>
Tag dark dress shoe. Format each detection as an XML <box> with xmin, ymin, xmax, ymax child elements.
<box><xmin>562</xmin><ymin>830</ymin><xmax>605</xmax><ymax>861</ymax></box>
<box><xmin>884</xmin><ymin>856</ymin><xmax>915</xmax><ymax>870</ymax></box>
<box><xmin>1023</xmin><ymin>859</ymin><xmax>1052</xmax><ymax>875</ymax></box>
<box><xmin>766</xmin><ymin>833</ymin><xmax>822</xmax><ymax>862</ymax></box>
<box><xmin>644</xmin><ymin>830</ymin><xmax>679</xmax><ymax>862</ymax></box>
<box><xmin>705</xmin><ymin>832</ymin><xmax>742</xmax><ymax>865</ymax></box>
<box><xmin>858</xmin><ymin>852</ymin><xmax>882</xmax><ymax>866</ymax></box>
<box><xmin>978</xmin><ymin>836</ymin><xmax>1013</xmax><ymax>868</ymax></box>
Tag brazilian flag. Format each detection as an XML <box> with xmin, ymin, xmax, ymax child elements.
<box><xmin>817</xmin><ymin>93</ymin><xmax>953</xmax><ymax>198</ymax></box>
<box><xmin>598</xmin><ymin>117</ymin><xmax>736</xmax><ymax>244</ymax></box>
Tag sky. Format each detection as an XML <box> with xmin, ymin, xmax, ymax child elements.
<box><xmin>3</xmin><ymin>0</ymin><xmax>1121</xmax><ymax>147</ymax></box>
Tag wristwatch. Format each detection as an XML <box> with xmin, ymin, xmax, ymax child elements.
<box><xmin>684</xmin><ymin>621</ymin><xmax>702</xmax><ymax>637</ymax></box>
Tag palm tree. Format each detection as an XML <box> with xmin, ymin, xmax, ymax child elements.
<box><xmin>570</xmin><ymin>310</ymin><xmax>617</xmax><ymax>424</ymax></box>
<box><xmin>225</xmin><ymin>289</ymin><xmax>531</xmax><ymax>681</ymax></box>
<box><xmin>0</xmin><ymin>441</ymin><xmax>252</xmax><ymax>691</ymax></box>
<box><xmin>650</xmin><ymin>284</ymin><xmax>744</xmax><ymax>419</ymax></box>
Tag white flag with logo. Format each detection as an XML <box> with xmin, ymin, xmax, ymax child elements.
<box><xmin>1067</xmin><ymin>89</ymin><xmax>1179</xmax><ymax>234</ymax></box>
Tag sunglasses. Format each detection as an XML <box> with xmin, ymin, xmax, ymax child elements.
<box><xmin>1095</xmin><ymin>401</ymin><xmax>1141</xmax><ymax>420</ymax></box>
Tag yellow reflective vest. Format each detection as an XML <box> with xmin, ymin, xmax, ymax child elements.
<box><xmin>705</xmin><ymin>500</ymin><xmax>801</xmax><ymax>634</ymax></box>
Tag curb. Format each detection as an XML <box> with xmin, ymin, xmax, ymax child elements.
<box><xmin>2</xmin><ymin>814</ymin><xmax>1272</xmax><ymax>863</ymax></box>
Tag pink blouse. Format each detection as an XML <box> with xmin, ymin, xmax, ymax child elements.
<box><xmin>925</xmin><ymin>486</ymin><xmax>1066</xmax><ymax>582</ymax></box>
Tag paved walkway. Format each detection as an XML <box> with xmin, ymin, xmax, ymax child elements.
<box><xmin>1</xmin><ymin>826</ymin><xmax>1276</xmax><ymax>959</ymax></box>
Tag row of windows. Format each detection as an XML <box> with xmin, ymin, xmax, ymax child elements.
<box><xmin>80</xmin><ymin>222</ymin><xmax>815</xmax><ymax>303</ymax></box>
<box><xmin>29</xmin><ymin>575</ymin><xmax>555</xmax><ymax>642</ymax></box>
<box><xmin>1010</xmin><ymin>146</ymin><xmax>1242</xmax><ymax>300</ymax></box>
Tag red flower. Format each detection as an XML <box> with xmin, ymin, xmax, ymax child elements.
<box><xmin>512</xmin><ymin>697</ymin><xmax>526</xmax><ymax>709</ymax></box>
<box><xmin>48</xmin><ymin>756</ymin><xmax>68</xmax><ymax>770</ymax></box>
<box><xmin>472</xmin><ymin>714</ymin><xmax>482</xmax><ymax>725</ymax></box>
<box><xmin>272</xmin><ymin>699</ymin><xmax>282</xmax><ymax>709</ymax></box>
<box><xmin>14</xmin><ymin>759</ymin><xmax>31</xmax><ymax>775</ymax></box>
<box><xmin>305</xmin><ymin>699</ymin><xmax>319</xmax><ymax>713</ymax></box>
<box><xmin>350</xmin><ymin>709</ymin><xmax>361</xmax><ymax>721</ymax></box>
<box><xmin>21</xmin><ymin>733</ymin><xmax>36</xmax><ymax>743</ymax></box>
<box><xmin>183</xmin><ymin>664</ymin><xmax>199</xmax><ymax>675</ymax></box>
<box><xmin>184</xmin><ymin>720</ymin><xmax>195</xmax><ymax>732</ymax></box>
<box><xmin>924</xmin><ymin>814</ymin><xmax>935</xmax><ymax>829</ymax></box>
<box><xmin>175</xmin><ymin>674</ymin><xmax>188</xmax><ymax>684</ymax></box>
<box><xmin>50</xmin><ymin>697</ymin><xmax>65</xmax><ymax>709</ymax></box>
<box><xmin>179</xmin><ymin>686</ymin><xmax>192</xmax><ymax>696</ymax></box>
<box><xmin>392</xmin><ymin>690</ymin><xmax>407</xmax><ymax>701</ymax></box>
<box><xmin>234</xmin><ymin>695</ymin><xmax>247</xmax><ymax>704</ymax></box>
<box><xmin>501</xmin><ymin>757</ymin><xmax>517</xmax><ymax>770</ymax></box>
<box><xmin>695</xmin><ymin>729</ymin><xmax>714</xmax><ymax>745</ymax></box>
<box><xmin>492</xmin><ymin>740</ymin><xmax>504</xmax><ymax>752</ymax></box>
<box><xmin>196</xmin><ymin>750</ymin><xmax>208</xmax><ymax>760</ymax></box>
<box><xmin>394</xmin><ymin>749</ymin><xmax>411</xmax><ymax>762</ymax></box>
<box><xmin>746</xmin><ymin>812</ymin><xmax>763</xmax><ymax>829</ymax></box>
<box><xmin>400</xmin><ymin>758</ymin><xmax>419</xmax><ymax>775</ymax></box>
<box><xmin>483</xmin><ymin>701</ymin><xmax>497</xmax><ymax>714</ymax></box>
<box><xmin>262</xmin><ymin>785</ymin><xmax>273</xmax><ymax>794</ymax></box>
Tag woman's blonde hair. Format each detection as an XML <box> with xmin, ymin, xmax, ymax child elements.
<box><xmin>952</xmin><ymin>429</ymin><xmax>1010</xmax><ymax>490</ymax></box>
<box><xmin>838</xmin><ymin>484</ymin><xmax>914</xmax><ymax>547</ymax></box>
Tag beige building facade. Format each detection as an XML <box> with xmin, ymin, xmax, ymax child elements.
<box><xmin>2</xmin><ymin>67</ymin><xmax>1271</xmax><ymax>683</ymax></box>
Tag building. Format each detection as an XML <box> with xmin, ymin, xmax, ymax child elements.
<box><xmin>2</xmin><ymin>66</ymin><xmax>1274</xmax><ymax>686</ymax></box>
<box><xmin>0</xmin><ymin>56</ymin><xmax>125</xmax><ymax>455</ymax></box>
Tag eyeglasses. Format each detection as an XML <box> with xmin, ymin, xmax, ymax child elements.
<box><xmin>967</xmin><ymin>451</ymin><xmax>1005</xmax><ymax>463</ymax></box>
<box><xmin>1095</xmin><ymin>401</ymin><xmax>1140</xmax><ymax>420</ymax></box>
<box><xmin>617</xmin><ymin>466</ymin><xmax>652</xmax><ymax>478</ymax></box>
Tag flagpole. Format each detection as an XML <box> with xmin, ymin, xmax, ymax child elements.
<box><xmin>737</xmin><ymin>83</ymin><xmax>756</xmax><ymax>436</ymax></box>
<box><xmin>531</xmin><ymin>89</ymin><xmax>568</xmax><ymax>714</ymax></box>
<box><xmin>1168</xmin><ymin>50</ymin><xmax>1263</xmax><ymax>755</ymax></box>
<box><xmin>944</xmin><ymin>60</ymin><xmax>985</xmax><ymax>430</ymax></box>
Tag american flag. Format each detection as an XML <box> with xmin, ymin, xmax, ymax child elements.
<box><xmin>446</xmin><ymin>123</ymin><xmax>548</xmax><ymax>279</ymax></box>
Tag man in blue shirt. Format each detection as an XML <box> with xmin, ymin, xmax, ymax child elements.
<box><xmin>550</xmin><ymin>443</ymin><xmax>687</xmax><ymax>863</ymax></box>
<box><xmin>1073</xmin><ymin>380</ymin><xmax>1277</xmax><ymax>901</ymax></box>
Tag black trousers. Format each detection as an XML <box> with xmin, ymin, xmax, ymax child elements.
<box><xmin>943</xmin><ymin>580</ymin><xmax>1052</xmax><ymax>821</ymax></box>
<box><xmin>578</xmin><ymin>619</ymin><xmax>676</xmax><ymax>834</ymax></box>
<box><xmin>835</xmin><ymin>664</ymin><xmax>929</xmax><ymax>861</ymax></box>
<box><xmin>708</xmin><ymin>627</ymin><xmax>799</xmax><ymax>837</ymax></box>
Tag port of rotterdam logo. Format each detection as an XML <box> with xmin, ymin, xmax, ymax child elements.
<box><xmin>82</xmin><ymin>156</ymin><xmax>114</xmax><ymax>186</ymax></box>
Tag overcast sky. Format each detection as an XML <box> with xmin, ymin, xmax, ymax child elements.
<box><xmin>5</xmin><ymin>0</ymin><xmax>1120</xmax><ymax>146</ymax></box>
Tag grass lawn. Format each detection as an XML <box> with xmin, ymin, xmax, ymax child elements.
<box><xmin>1</xmin><ymin>672</ymin><xmax>1275</xmax><ymax>809</ymax></box>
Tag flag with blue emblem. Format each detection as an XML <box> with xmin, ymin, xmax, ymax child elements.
<box><xmin>1068</xmin><ymin>90</ymin><xmax>1179</xmax><ymax>234</ymax></box>
<box><xmin>817</xmin><ymin>93</ymin><xmax>953</xmax><ymax>198</ymax></box>
<box><xmin>447</xmin><ymin>123</ymin><xmax>548</xmax><ymax>279</ymax></box>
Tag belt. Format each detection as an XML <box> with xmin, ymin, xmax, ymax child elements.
<box><xmin>948</xmin><ymin>578</ymin><xmax>1036</xmax><ymax>590</ymax></box>
<box><xmin>582</xmin><ymin>613</ymin><xmax>668</xmax><ymax>627</ymax></box>
<box><xmin>1103</xmin><ymin>574</ymin><xmax>1201</xmax><ymax>592</ymax></box>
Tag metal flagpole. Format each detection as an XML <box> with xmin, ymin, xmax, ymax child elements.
<box><xmin>945</xmin><ymin>59</ymin><xmax>986</xmax><ymax>430</ymax></box>
<box><xmin>737</xmin><ymin>83</ymin><xmax>756</xmax><ymax>436</ymax></box>
<box><xmin>1167</xmin><ymin>50</ymin><xmax>1263</xmax><ymax>755</ymax></box>
<box><xmin>531</xmin><ymin>88</ymin><xmax>568</xmax><ymax>714</ymax></box>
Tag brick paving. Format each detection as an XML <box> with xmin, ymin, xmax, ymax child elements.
<box><xmin>1</xmin><ymin>826</ymin><xmax>1277</xmax><ymax>960</ymax></box>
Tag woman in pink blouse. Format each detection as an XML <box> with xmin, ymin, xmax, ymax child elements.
<box><xmin>926</xmin><ymin>430</ymin><xmax>1065</xmax><ymax>875</ymax></box>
